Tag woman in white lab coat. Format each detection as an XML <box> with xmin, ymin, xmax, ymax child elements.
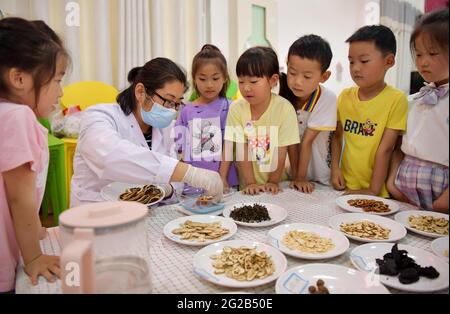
<box><xmin>70</xmin><ymin>57</ymin><xmax>223</xmax><ymax>206</ymax></box>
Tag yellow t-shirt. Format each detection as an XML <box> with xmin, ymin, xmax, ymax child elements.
<box><xmin>338</xmin><ymin>85</ymin><xmax>408</xmax><ymax>198</ymax></box>
<box><xmin>225</xmin><ymin>93</ymin><xmax>300</xmax><ymax>188</ymax></box>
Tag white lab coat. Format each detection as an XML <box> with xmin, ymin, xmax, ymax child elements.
<box><xmin>70</xmin><ymin>103</ymin><xmax>182</xmax><ymax>207</ymax></box>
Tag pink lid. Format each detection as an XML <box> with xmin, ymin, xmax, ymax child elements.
<box><xmin>59</xmin><ymin>201</ymin><xmax>147</xmax><ymax>229</ymax></box>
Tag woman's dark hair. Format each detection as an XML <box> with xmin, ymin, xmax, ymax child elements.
<box><xmin>410</xmin><ymin>8</ymin><xmax>449</xmax><ymax>55</ymax></box>
<box><xmin>0</xmin><ymin>17</ymin><xmax>68</xmax><ymax>105</ymax></box>
<box><xmin>117</xmin><ymin>57</ymin><xmax>188</xmax><ymax>115</ymax></box>
<box><xmin>192</xmin><ymin>44</ymin><xmax>229</xmax><ymax>98</ymax></box>
<box><xmin>236</xmin><ymin>46</ymin><xmax>280</xmax><ymax>78</ymax></box>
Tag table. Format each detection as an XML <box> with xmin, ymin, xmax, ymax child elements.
<box><xmin>16</xmin><ymin>183</ymin><xmax>448</xmax><ymax>294</ymax></box>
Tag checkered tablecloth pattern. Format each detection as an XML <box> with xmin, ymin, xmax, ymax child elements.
<box><xmin>15</xmin><ymin>183</ymin><xmax>448</xmax><ymax>294</ymax></box>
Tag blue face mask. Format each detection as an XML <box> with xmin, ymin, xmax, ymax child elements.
<box><xmin>141</xmin><ymin>102</ymin><xmax>177</xmax><ymax>128</ymax></box>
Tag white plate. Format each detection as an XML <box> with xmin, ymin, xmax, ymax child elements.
<box><xmin>328</xmin><ymin>213</ymin><xmax>407</xmax><ymax>243</ymax></box>
<box><xmin>431</xmin><ymin>236</ymin><xmax>449</xmax><ymax>263</ymax></box>
<box><xmin>394</xmin><ymin>210</ymin><xmax>449</xmax><ymax>238</ymax></box>
<box><xmin>163</xmin><ymin>215</ymin><xmax>237</xmax><ymax>246</ymax></box>
<box><xmin>193</xmin><ymin>240</ymin><xmax>287</xmax><ymax>288</ymax></box>
<box><xmin>350</xmin><ymin>242</ymin><xmax>449</xmax><ymax>292</ymax></box>
<box><xmin>101</xmin><ymin>182</ymin><xmax>165</xmax><ymax>207</ymax></box>
<box><xmin>267</xmin><ymin>223</ymin><xmax>349</xmax><ymax>260</ymax></box>
<box><xmin>336</xmin><ymin>194</ymin><xmax>399</xmax><ymax>216</ymax></box>
<box><xmin>275</xmin><ymin>264</ymin><xmax>390</xmax><ymax>294</ymax></box>
<box><xmin>223</xmin><ymin>203</ymin><xmax>288</xmax><ymax>227</ymax></box>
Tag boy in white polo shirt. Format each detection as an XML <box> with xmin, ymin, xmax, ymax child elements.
<box><xmin>279</xmin><ymin>34</ymin><xmax>337</xmax><ymax>193</ymax></box>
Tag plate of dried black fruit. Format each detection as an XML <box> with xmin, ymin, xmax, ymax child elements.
<box><xmin>350</xmin><ymin>243</ymin><xmax>449</xmax><ymax>292</ymax></box>
<box><xmin>223</xmin><ymin>203</ymin><xmax>287</xmax><ymax>227</ymax></box>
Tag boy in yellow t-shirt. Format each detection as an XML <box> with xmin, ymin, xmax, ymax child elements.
<box><xmin>331</xmin><ymin>25</ymin><xmax>408</xmax><ymax>198</ymax></box>
<box><xmin>223</xmin><ymin>47</ymin><xmax>299</xmax><ymax>195</ymax></box>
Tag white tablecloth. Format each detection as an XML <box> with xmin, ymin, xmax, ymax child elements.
<box><xmin>15</xmin><ymin>183</ymin><xmax>448</xmax><ymax>294</ymax></box>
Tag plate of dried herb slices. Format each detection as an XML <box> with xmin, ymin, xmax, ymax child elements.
<box><xmin>163</xmin><ymin>215</ymin><xmax>237</xmax><ymax>246</ymax></box>
<box><xmin>101</xmin><ymin>182</ymin><xmax>165</xmax><ymax>207</ymax></box>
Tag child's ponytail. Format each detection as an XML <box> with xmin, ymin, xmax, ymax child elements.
<box><xmin>192</xmin><ymin>44</ymin><xmax>229</xmax><ymax>98</ymax></box>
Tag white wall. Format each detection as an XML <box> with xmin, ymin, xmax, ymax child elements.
<box><xmin>210</xmin><ymin>0</ymin><xmax>230</xmax><ymax>62</ymax></box>
<box><xmin>277</xmin><ymin>0</ymin><xmax>380</xmax><ymax>95</ymax></box>
<box><xmin>209</xmin><ymin>0</ymin><xmax>380</xmax><ymax>94</ymax></box>
<box><xmin>210</xmin><ymin>0</ymin><xmax>278</xmax><ymax>81</ymax></box>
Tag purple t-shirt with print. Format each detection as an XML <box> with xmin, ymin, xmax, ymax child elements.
<box><xmin>174</xmin><ymin>97</ymin><xmax>238</xmax><ymax>191</ymax></box>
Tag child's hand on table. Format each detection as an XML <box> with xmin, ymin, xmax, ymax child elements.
<box><xmin>242</xmin><ymin>184</ymin><xmax>265</xmax><ymax>195</ymax></box>
<box><xmin>290</xmin><ymin>179</ymin><xmax>315</xmax><ymax>194</ymax></box>
<box><xmin>25</xmin><ymin>254</ymin><xmax>61</xmax><ymax>285</ymax></box>
<box><xmin>264</xmin><ymin>182</ymin><xmax>282</xmax><ymax>195</ymax></box>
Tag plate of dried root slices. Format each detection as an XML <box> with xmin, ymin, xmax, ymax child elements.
<box><xmin>328</xmin><ymin>213</ymin><xmax>407</xmax><ymax>243</ymax></box>
<box><xmin>394</xmin><ymin>210</ymin><xmax>449</xmax><ymax>238</ymax></box>
<box><xmin>163</xmin><ymin>215</ymin><xmax>237</xmax><ymax>246</ymax></box>
<box><xmin>267</xmin><ymin>223</ymin><xmax>349</xmax><ymax>260</ymax></box>
<box><xmin>336</xmin><ymin>194</ymin><xmax>399</xmax><ymax>216</ymax></box>
<box><xmin>101</xmin><ymin>182</ymin><xmax>165</xmax><ymax>207</ymax></box>
<box><xmin>193</xmin><ymin>240</ymin><xmax>287</xmax><ymax>288</ymax></box>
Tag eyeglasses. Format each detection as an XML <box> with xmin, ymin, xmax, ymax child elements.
<box><xmin>152</xmin><ymin>91</ymin><xmax>183</xmax><ymax>110</ymax></box>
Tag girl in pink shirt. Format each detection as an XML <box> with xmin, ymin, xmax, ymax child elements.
<box><xmin>0</xmin><ymin>18</ymin><xmax>68</xmax><ymax>292</ymax></box>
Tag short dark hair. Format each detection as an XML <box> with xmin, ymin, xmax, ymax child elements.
<box><xmin>0</xmin><ymin>17</ymin><xmax>68</xmax><ymax>105</ymax></box>
<box><xmin>288</xmin><ymin>34</ymin><xmax>333</xmax><ymax>73</ymax></box>
<box><xmin>236</xmin><ymin>46</ymin><xmax>279</xmax><ymax>78</ymax></box>
<box><xmin>117</xmin><ymin>57</ymin><xmax>188</xmax><ymax>115</ymax></box>
<box><xmin>346</xmin><ymin>25</ymin><xmax>397</xmax><ymax>56</ymax></box>
<box><xmin>192</xmin><ymin>44</ymin><xmax>229</xmax><ymax>98</ymax></box>
<box><xmin>410</xmin><ymin>8</ymin><xmax>449</xmax><ymax>55</ymax></box>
